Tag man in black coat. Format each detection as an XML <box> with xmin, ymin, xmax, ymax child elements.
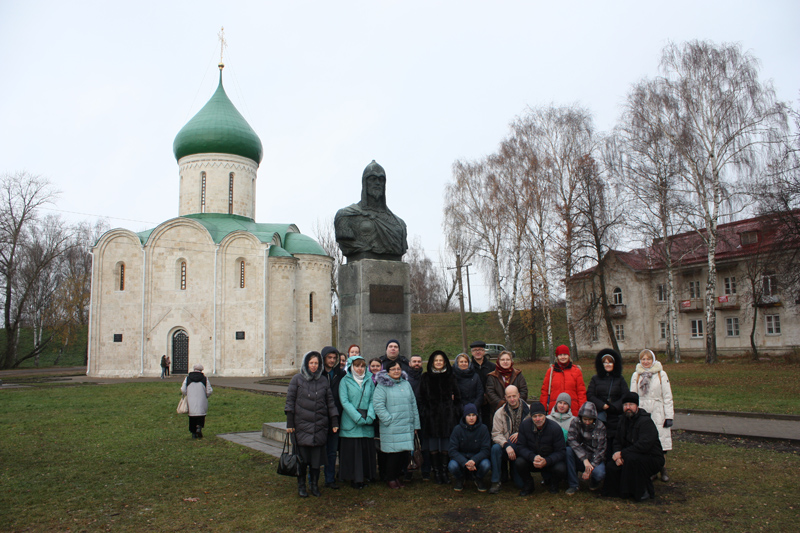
<box><xmin>603</xmin><ymin>391</ymin><xmax>665</xmax><ymax>501</ymax></box>
<box><xmin>321</xmin><ymin>346</ymin><xmax>346</xmax><ymax>489</ymax></box>
<box><xmin>380</xmin><ymin>339</ymin><xmax>411</xmax><ymax>373</ymax></box>
<box><xmin>470</xmin><ymin>341</ymin><xmax>496</xmax><ymax>432</ymax></box>
<box><xmin>514</xmin><ymin>402</ymin><xmax>567</xmax><ymax>496</ymax></box>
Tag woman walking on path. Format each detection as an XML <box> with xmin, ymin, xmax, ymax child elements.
<box><xmin>160</xmin><ymin>355</ymin><xmax>167</xmax><ymax>379</ymax></box>
<box><xmin>586</xmin><ymin>348</ymin><xmax>628</xmax><ymax>459</ymax></box>
<box><xmin>285</xmin><ymin>351</ymin><xmax>339</xmax><ymax>497</ymax></box>
<box><xmin>338</xmin><ymin>355</ymin><xmax>377</xmax><ymax>489</ymax></box>
<box><xmin>373</xmin><ymin>359</ymin><xmax>420</xmax><ymax>489</ymax></box>
<box><xmin>631</xmin><ymin>349</ymin><xmax>674</xmax><ymax>482</ymax></box>
<box><xmin>419</xmin><ymin>350</ymin><xmax>462</xmax><ymax>484</ymax></box>
<box><xmin>540</xmin><ymin>345</ymin><xmax>586</xmax><ymax>416</ymax></box>
<box><xmin>453</xmin><ymin>353</ymin><xmax>484</xmax><ymax>410</ymax></box>
<box><xmin>486</xmin><ymin>351</ymin><xmax>529</xmax><ymax>414</ymax></box>
<box><xmin>180</xmin><ymin>364</ymin><xmax>212</xmax><ymax>439</ymax></box>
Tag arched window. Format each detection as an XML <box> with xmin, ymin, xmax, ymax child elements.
<box><xmin>309</xmin><ymin>292</ymin><xmax>314</xmax><ymax>322</ymax></box>
<box><xmin>200</xmin><ymin>171</ymin><xmax>207</xmax><ymax>213</ymax></box>
<box><xmin>612</xmin><ymin>287</ymin><xmax>623</xmax><ymax>305</ymax></box>
<box><xmin>176</xmin><ymin>259</ymin><xmax>187</xmax><ymax>291</ymax></box>
<box><xmin>228</xmin><ymin>172</ymin><xmax>234</xmax><ymax>214</ymax></box>
<box><xmin>115</xmin><ymin>262</ymin><xmax>126</xmax><ymax>291</ymax></box>
<box><xmin>239</xmin><ymin>259</ymin><xmax>246</xmax><ymax>288</ymax></box>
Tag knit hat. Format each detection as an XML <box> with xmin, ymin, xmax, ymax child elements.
<box><xmin>622</xmin><ymin>391</ymin><xmax>640</xmax><ymax>405</ymax></box>
<box><xmin>555</xmin><ymin>345</ymin><xmax>570</xmax><ymax>356</ymax></box>
<box><xmin>556</xmin><ymin>392</ymin><xmax>572</xmax><ymax>408</ymax></box>
<box><xmin>386</xmin><ymin>339</ymin><xmax>400</xmax><ymax>349</ymax></box>
<box><xmin>530</xmin><ymin>402</ymin><xmax>547</xmax><ymax>415</ymax></box>
<box><xmin>463</xmin><ymin>403</ymin><xmax>478</xmax><ymax>417</ymax></box>
<box><xmin>469</xmin><ymin>341</ymin><xmax>486</xmax><ymax>349</ymax></box>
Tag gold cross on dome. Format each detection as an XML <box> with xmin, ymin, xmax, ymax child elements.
<box><xmin>218</xmin><ymin>26</ymin><xmax>227</xmax><ymax>69</ymax></box>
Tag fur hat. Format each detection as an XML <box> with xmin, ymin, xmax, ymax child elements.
<box><xmin>555</xmin><ymin>345</ymin><xmax>570</xmax><ymax>356</ymax></box>
<box><xmin>469</xmin><ymin>341</ymin><xmax>486</xmax><ymax>349</ymax></box>
<box><xmin>530</xmin><ymin>402</ymin><xmax>547</xmax><ymax>415</ymax></box>
<box><xmin>622</xmin><ymin>391</ymin><xmax>640</xmax><ymax>405</ymax></box>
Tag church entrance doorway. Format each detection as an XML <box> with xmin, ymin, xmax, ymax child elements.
<box><xmin>172</xmin><ymin>330</ymin><xmax>189</xmax><ymax>374</ymax></box>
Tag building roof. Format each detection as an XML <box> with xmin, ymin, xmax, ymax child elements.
<box><xmin>136</xmin><ymin>213</ymin><xmax>327</xmax><ymax>256</ymax></box>
<box><xmin>172</xmin><ymin>71</ymin><xmax>263</xmax><ymax>164</ymax></box>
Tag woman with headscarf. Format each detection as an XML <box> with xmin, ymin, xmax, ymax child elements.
<box><xmin>631</xmin><ymin>349</ymin><xmax>674</xmax><ymax>482</ymax></box>
<box><xmin>373</xmin><ymin>359</ymin><xmax>420</xmax><ymax>489</ymax></box>
<box><xmin>285</xmin><ymin>351</ymin><xmax>339</xmax><ymax>497</ymax></box>
<box><xmin>453</xmin><ymin>353</ymin><xmax>484</xmax><ymax>410</ymax></box>
<box><xmin>338</xmin><ymin>355</ymin><xmax>377</xmax><ymax>489</ymax></box>
<box><xmin>540</xmin><ymin>345</ymin><xmax>586</xmax><ymax>416</ymax></box>
<box><xmin>419</xmin><ymin>350</ymin><xmax>462</xmax><ymax>484</ymax></box>
<box><xmin>486</xmin><ymin>351</ymin><xmax>529</xmax><ymax>414</ymax></box>
<box><xmin>180</xmin><ymin>363</ymin><xmax>212</xmax><ymax>439</ymax></box>
<box><xmin>586</xmin><ymin>348</ymin><xmax>629</xmax><ymax>459</ymax></box>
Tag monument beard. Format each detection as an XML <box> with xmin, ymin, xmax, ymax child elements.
<box><xmin>334</xmin><ymin>160</ymin><xmax>408</xmax><ymax>262</ymax></box>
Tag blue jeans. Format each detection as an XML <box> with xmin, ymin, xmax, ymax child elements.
<box><xmin>490</xmin><ymin>443</ymin><xmax>524</xmax><ymax>487</ymax></box>
<box><xmin>566</xmin><ymin>446</ymin><xmax>606</xmax><ymax>488</ymax></box>
<box><xmin>324</xmin><ymin>431</ymin><xmax>338</xmax><ymax>484</ymax></box>
<box><xmin>448</xmin><ymin>458</ymin><xmax>491</xmax><ymax>481</ymax></box>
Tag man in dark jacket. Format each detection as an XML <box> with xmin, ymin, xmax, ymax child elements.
<box><xmin>405</xmin><ymin>354</ymin><xmax>428</xmax><ymax>481</ymax></box>
<box><xmin>514</xmin><ymin>402</ymin><xmax>567</xmax><ymax>496</ymax></box>
<box><xmin>321</xmin><ymin>346</ymin><xmax>346</xmax><ymax>489</ymax></box>
<box><xmin>470</xmin><ymin>341</ymin><xmax>496</xmax><ymax>432</ymax></box>
<box><xmin>603</xmin><ymin>391</ymin><xmax>665</xmax><ymax>501</ymax></box>
<box><xmin>380</xmin><ymin>339</ymin><xmax>411</xmax><ymax>373</ymax></box>
<box><xmin>406</xmin><ymin>354</ymin><xmax>424</xmax><ymax>398</ymax></box>
<box><xmin>566</xmin><ymin>401</ymin><xmax>607</xmax><ymax>494</ymax></box>
<box><xmin>448</xmin><ymin>403</ymin><xmax>492</xmax><ymax>492</ymax></box>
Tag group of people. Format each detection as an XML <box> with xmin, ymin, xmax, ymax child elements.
<box><xmin>282</xmin><ymin>340</ymin><xmax>675</xmax><ymax>502</ymax></box>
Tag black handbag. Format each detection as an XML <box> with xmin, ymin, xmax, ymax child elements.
<box><xmin>277</xmin><ymin>432</ymin><xmax>303</xmax><ymax>477</ymax></box>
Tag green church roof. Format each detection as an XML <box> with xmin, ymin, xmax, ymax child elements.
<box><xmin>173</xmin><ymin>71</ymin><xmax>263</xmax><ymax>164</ymax></box>
<box><xmin>136</xmin><ymin>214</ymin><xmax>327</xmax><ymax>257</ymax></box>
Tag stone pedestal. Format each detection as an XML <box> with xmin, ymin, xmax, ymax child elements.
<box><xmin>338</xmin><ymin>259</ymin><xmax>411</xmax><ymax>359</ymax></box>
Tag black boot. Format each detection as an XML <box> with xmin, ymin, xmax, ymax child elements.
<box><xmin>430</xmin><ymin>453</ymin><xmax>443</xmax><ymax>484</ymax></box>
<box><xmin>440</xmin><ymin>454</ymin><xmax>450</xmax><ymax>484</ymax></box>
<box><xmin>309</xmin><ymin>468</ymin><xmax>321</xmax><ymax>497</ymax></box>
<box><xmin>298</xmin><ymin>466</ymin><xmax>308</xmax><ymax>498</ymax></box>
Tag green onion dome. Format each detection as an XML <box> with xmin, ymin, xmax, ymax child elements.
<box><xmin>173</xmin><ymin>71</ymin><xmax>263</xmax><ymax>164</ymax></box>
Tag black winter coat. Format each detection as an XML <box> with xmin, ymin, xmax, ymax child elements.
<box><xmin>419</xmin><ymin>351</ymin><xmax>462</xmax><ymax>439</ymax></box>
<box><xmin>516</xmin><ymin>417</ymin><xmax>566</xmax><ymax>467</ymax></box>
<box><xmin>453</xmin><ymin>364</ymin><xmax>484</xmax><ymax>409</ymax></box>
<box><xmin>323</xmin><ymin>364</ymin><xmax>346</xmax><ymax>415</ymax></box>
<box><xmin>406</xmin><ymin>367</ymin><xmax>423</xmax><ymax>401</ymax></box>
<box><xmin>449</xmin><ymin>415</ymin><xmax>491</xmax><ymax>467</ymax></box>
<box><xmin>613</xmin><ymin>408</ymin><xmax>664</xmax><ymax>459</ymax></box>
<box><xmin>587</xmin><ymin>348</ymin><xmax>629</xmax><ymax>434</ymax></box>
<box><xmin>285</xmin><ymin>352</ymin><xmax>339</xmax><ymax>447</ymax></box>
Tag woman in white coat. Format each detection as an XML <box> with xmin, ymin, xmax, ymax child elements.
<box><xmin>631</xmin><ymin>349</ymin><xmax>673</xmax><ymax>481</ymax></box>
<box><xmin>181</xmin><ymin>363</ymin><xmax>213</xmax><ymax>439</ymax></box>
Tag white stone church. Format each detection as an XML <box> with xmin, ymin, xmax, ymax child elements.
<box><xmin>87</xmin><ymin>68</ymin><xmax>333</xmax><ymax>377</ymax></box>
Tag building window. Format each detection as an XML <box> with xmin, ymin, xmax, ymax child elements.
<box><xmin>763</xmin><ymin>273</ymin><xmax>777</xmax><ymax>296</ymax></box>
<box><xmin>689</xmin><ymin>280</ymin><xmax>701</xmax><ymax>299</ymax></box>
<box><xmin>309</xmin><ymin>293</ymin><xmax>314</xmax><ymax>322</ymax></box>
<box><xmin>115</xmin><ymin>262</ymin><xmax>126</xmax><ymax>291</ymax></box>
<box><xmin>724</xmin><ymin>277</ymin><xmax>736</xmax><ymax>295</ymax></box>
<box><xmin>765</xmin><ymin>314</ymin><xmax>781</xmax><ymax>335</ymax></box>
<box><xmin>614</xmin><ymin>324</ymin><xmax>624</xmax><ymax>341</ymax></box>
<box><xmin>590</xmin><ymin>326</ymin><xmax>598</xmax><ymax>342</ymax></box>
<box><xmin>228</xmin><ymin>172</ymin><xmax>234</xmax><ymax>214</ymax></box>
<box><xmin>113</xmin><ymin>334</ymin><xmax>123</xmax><ymax>342</ymax></box>
<box><xmin>180</xmin><ymin>261</ymin><xmax>187</xmax><ymax>290</ymax></box>
<box><xmin>612</xmin><ymin>287</ymin><xmax>623</xmax><ymax>305</ymax></box>
<box><xmin>200</xmin><ymin>171</ymin><xmax>206</xmax><ymax>213</ymax></box>
<box><xmin>660</xmin><ymin>322</ymin><xmax>668</xmax><ymax>340</ymax></box>
<box><xmin>239</xmin><ymin>260</ymin><xmax>246</xmax><ymax>288</ymax></box>
<box><xmin>691</xmin><ymin>319</ymin><xmax>704</xmax><ymax>338</ymax></box>
<box><xmin>741</xmin><ymin>231</ymin><xmax>758</xmax><ymax>245</ymax></box>
<box><xmin>657</xmin><ymin>284</ymin><xmax>667</xmax><ymax>302</ymax></box>
<box><xmin>726</xmin><ymin>317</ymin><xmax>739</xmax><ymax>337</ymax></box>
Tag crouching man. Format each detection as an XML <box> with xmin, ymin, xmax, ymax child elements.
<box><xmin>488</xmin><ymin>385</ymin><xmax>530</xmax><ymax>494</ymax></box>
<box><xmin>603</xmin><ymin>392</ymin><xmax>664</xmax><ymax>501</ymax></box>
<box><xmin>514</xmin><ymin>402</ymin><xmax>566</xmax><ymax>496</ymax></box>
<box><xmin>448</xmin><ymin>403</ymin><xmax>492</xmax><ymax>492</ymax></box>
<box><xmin>565</xmin><ymin>401</ymin><xmax>607</xmax><ymax>494</ymax></box>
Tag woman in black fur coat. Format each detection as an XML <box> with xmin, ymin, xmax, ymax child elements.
<box><xmin>586</xmin><ymin>348</ymin><xmax>629</xmax><ymax>459</ymax></box>
<box><xmin>420</xmin><ymin>350</ymin><xmax>462</xmax><ymax>484</ymax></box>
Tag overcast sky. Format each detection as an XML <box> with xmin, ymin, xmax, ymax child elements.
<box><xmin>1</xmin><ymin>1</ymin><xmax>798</xmax><ymax>311</ymax></box>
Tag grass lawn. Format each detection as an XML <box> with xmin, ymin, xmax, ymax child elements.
<box><xmin>1</xmin><ymin>382</ymin><xmax>799</xmax><ymax>532</ymax></box>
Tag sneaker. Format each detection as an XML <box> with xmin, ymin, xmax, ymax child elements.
<box><xmin>488</xmin><ymin>482</ymin><xmax>501</xmax><ymax>494</ymax></box>
<box><xmin>476</xmin><ymin>480</ymin><xmax>487</xmax><ymax>493</ymax></box>
<box><xmin>566</xmin><ymin>486</ymin><xmax>578</xmax><ymax>495</ymax></box>
<box><xmin>453</xmin><ymin>478</ymin><xmax>464</xmax><ymax>491</ymax></box>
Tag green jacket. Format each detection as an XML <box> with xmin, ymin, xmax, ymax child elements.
<box><xmin>339</xmin><ymin>370</ymin><xmax>376</xmax><ymax>438</ymax></box>
<box><xmin>373</xmin><ymin>370</ymin><xmax>420</xmax><ymax>453</ymax></box>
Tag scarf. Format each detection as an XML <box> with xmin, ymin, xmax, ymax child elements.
<box><xmin>432</xmin><ymin>368</ymin><xmax>447</xmax><ymax>374</ymax></box>
<box><xmin>497</xmin><ymin>365</ymin><xmax>514</xmax><ymax>386</ymax></box>
<box><xmin>635</xmin><ymin>360</ymin><xmax>663</xmax><ymax>397</ymax></box>
<box><xmin>509</xmin><ymin>403</ymin><xmax>523</xmax><ymax>435</ymax></box>
<box><xmin>353</xmin><ymin>371</ymin><xmax>365</xmax><ymax>387</ymax></box>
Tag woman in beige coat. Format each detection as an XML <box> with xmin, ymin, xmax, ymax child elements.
<box><xmin>631</xmin><ymin>349</ymin><xmax>674</xmax><ymax>481</ymax></box>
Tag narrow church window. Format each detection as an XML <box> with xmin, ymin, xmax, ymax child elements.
<box><xmin>117</xmin><ymin>262</ymin><xmax>125</xmax><ymax>291</ymax></box>
<box><xmin>201</xmin><ymin>172</ymin><xmax>207</xmax><ymax>213</ymax></box>
<box><xmin>240</xmin><ymin>260</ymin><xmax>245</xmax><ymax>288</ymax></box>
<box><xmin>309</xmin><ymin>293</ymin><xmax>314</xmax><ymax>322</ymax></box>
<box><xmin>228</xmin><ymin>172</ymin><xmax>234</xmax><ymax>214</ymax></box>
<box><xmin>180</xmin><ymin>261</ymin><xmax>187</xmax><ymax>290</ymax></box>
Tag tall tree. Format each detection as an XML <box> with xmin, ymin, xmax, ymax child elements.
<box><xmin>312</xmin><ymin>216</ymin><xmax>343</xmax><ymax>315</ymax></box>
<box><xmin>658</xmin><ymin>40</ymin><xmax>788</xmax><ymax>363</ymax></box>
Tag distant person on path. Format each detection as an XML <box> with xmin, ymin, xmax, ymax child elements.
<box><xmin>486</xmin><ymin>351</ymin><xmax>529</xmax><ymax>414</ymax></box>
<box><xmin>565</xmin><ymin>401</ymin><xmax>607</xmax><ymax>495</ymax></box>
<box><xmin>160</xmin><ymin>355</ymin><xmax>167</xmax><ymax>379</ymax></box>
<box><xmin>338</xmin><ymin>355</ymin><xmax>377</xmax><ymax>489</ymax></box>
<box><xmin>540</xmin><ymin>345</ymin><xmax>586</xmax><ymax>416</ymax></box>
<box><xmin>515</xmin><ymin>402</ymin><xmax>567</xmax><ymax>496</ymax></box>
<box><xmin>321</xmin><ymin>346</ymin><xmax>346</xmax><ymax>490</ymax></box>
<box><xmin>547</xmin><ymin>392</ymin><xmax>575</xmax><ymax>441</ymax></box>
<box><xmin>380</xmin><ymin>339</ymin><xmax>411</xmax><ymax>374</ymax></box>
<box><xmin>420</xmin><ymin>350</ymin><xmax>462</xmax><ymax>484</ymax></box>
<box><xmin>489</xmin><ymin>384</ymin><xmax>530</xmax><ymax>494</ymax></box>
<box><xmin>180</xmin><ymin>364</ymin><xmax>212</xmax><ymax>439</ymax></box>
<box><xmin>448</xmin><ymin>403</ymin><xmax>492</xmax><ymax>492</ymax></box>
<box><xmin>453</xmin><ymin>353</ymin><xmax>484</xmax><ymax>410</ymax></box>
<box><xmin>603</xmin><ymin>391</ymin><xmax>664</xmax><ymax>501</ymax></box>
<box><xmin>631</xmin><ymin>349</ymin><xmax>674</xmax><ymax>482</ymax></box>
<box><xmin>373</xmin><ymin>359</ymin><xmax>420</xmax><ymax>489</ymax></box>
<box><xmin>285</xmin><ymin>351</ymin><xmax>339</xmax><ymax>497</ymax></box>
<box><xmin>469</xmin><ymin>341</ymin><xmax>496</xmax><ymax>431</ymax></box>
<box><xmin>165</xmin><ymin>355</ymin><xmax>170</xmax><ymax>377</ymax></box>
<box><xmin>587</xmin><ymin>348</ymin><xmax>628</xmax><ymax>458</ymax></box>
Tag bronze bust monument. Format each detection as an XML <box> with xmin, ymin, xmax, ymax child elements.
<box><xmin>335</xmin><ymin>160</ymin><xmax>408</xmax><ymax>261</ymax></box>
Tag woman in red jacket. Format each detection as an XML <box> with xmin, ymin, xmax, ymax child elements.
<box><xmin>540</xmin><ymin>345</ymin><xmax>586</xmax><ymax>416</ymax></box>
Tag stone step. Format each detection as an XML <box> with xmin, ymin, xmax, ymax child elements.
<box><xmin>263</xmin><ymin>421</ymin><xmax>287</xmax><ymax>441</ymax></box>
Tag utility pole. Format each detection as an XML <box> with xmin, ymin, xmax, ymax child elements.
<box><xmin>464</xmin><ymin>262</ymin><xmax>473</xmax><ymax>313</ymax></box>
<box><xmin>455</xmin><ymin>252</ymin><xmax>468</xmax><ymax>353</ymax></box>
